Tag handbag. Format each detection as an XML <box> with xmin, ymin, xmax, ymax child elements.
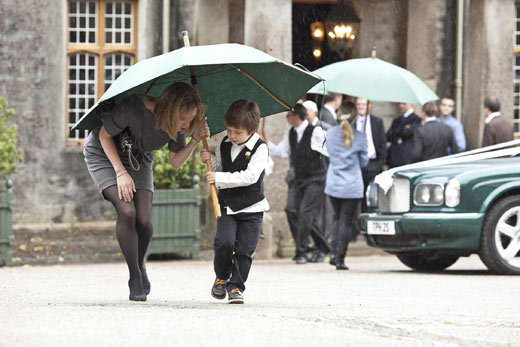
<box><xmin>119</xmin><ymin>129</ymin><xmax>141</xmax><ymax>171</ymax></box>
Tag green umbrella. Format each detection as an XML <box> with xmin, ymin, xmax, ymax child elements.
<box><xmin>308</xmin><ymin>56</ymin><xmax>438</xmax><ymax>105</ymax></box>
<box><xmin>72</xmin><ymin>43</ymin><xmax>322</xmax><ymax>135</ymax></box>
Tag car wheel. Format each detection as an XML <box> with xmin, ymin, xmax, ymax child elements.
<box><xmin>396</xmin><ymin>253</ymin><xmax>459</xmax><ymax>272</ymax></box>
<box><xmin>479</xmin><ymin>195</ymin><xmax>520</xmax><ymax>275</ymax></box>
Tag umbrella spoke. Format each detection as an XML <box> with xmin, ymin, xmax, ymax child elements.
<box><xmin>228</xmin><ymin>64</ymin><xmax>291</xmax><ymax>110</ymax></box>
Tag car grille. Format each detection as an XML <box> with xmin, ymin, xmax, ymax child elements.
<box><xmin>378</xmin><ymin>177</ymin><xmax>410</xmax><ymax>213</ymax></box>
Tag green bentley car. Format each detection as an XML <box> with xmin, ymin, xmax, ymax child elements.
<box><xmin>358</xmin><ymin>158</ymin><xmax>520</xmax><ymax>275</ymax></box>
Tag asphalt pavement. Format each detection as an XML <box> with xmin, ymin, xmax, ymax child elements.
<box><xmin>1</xmin><ymin>255</ymin><xmax>519</xmax><ymax>346</ymax></box>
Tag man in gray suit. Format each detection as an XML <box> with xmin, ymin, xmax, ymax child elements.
<box><xmin>412</xmin><ymin>101</ymin><xmax>459</xmax><ymax>162</ymax></box>
<box><xmin>319</xmin><ymin>93</ymin><xmax>342</xmax><ymax>129</ymax></box>
<box><xmin>482</xmin><ymin>97</ymin><xmax>514</xmax><ymax>147</ymax></box>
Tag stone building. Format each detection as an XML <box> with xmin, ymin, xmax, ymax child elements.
<box><xmin>0</xmin><ymin>0</ymin><xmax>517</xmax><ymax>251</ymax></box>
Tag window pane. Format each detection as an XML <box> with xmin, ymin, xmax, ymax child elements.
<box><xmin>67</xmin><ymin>53</ymin><xmax>97</xmax><ymax>140</ymax></box>
<box><xmin>104</xmin><ymin>53</ymin><xmax>132</xmax><ymax>91</ymax></box>
<box><xmin>68</xmin><ymin>1</ymin><xmax>96</xmax><ymax>44</ymax></box>
<box><xmin>105</xmin><ymin>1</ymin><xmax>133</xmax><ymax>44</ymax></box>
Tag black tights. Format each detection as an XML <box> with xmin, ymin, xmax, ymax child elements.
<box><xmin>103</xmin><ymin>186</ymin><xmax>153</xmax><ymax>288</ymax></box>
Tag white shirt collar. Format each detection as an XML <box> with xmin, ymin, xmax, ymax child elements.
<box><xmin>485</xmin><ymin>112</ymin><xmax>501</xmax><ymax>124</ymax></box>
<box><xmin>424</xmin><ymin>116</ymin><xmax>437</xmax><ymax>123</ymax></box>
<box><xmin>225</xmin><ymin>132</ymin><xmax>260</xmax><ymax>150</ymax></box>
<box><xmin>403</xmin><ymin>108</ymin><xmax>414</xmax><ymax>118</ymax></box>
<box><xmin>324</xmin><ymin>104</ymin><xmax>336</xmax><ymax>116</ymax></box>
<box><xmin>294</xmin><ymin>119</ymin><xmax>309</xmax><ymax>132</ymax></box>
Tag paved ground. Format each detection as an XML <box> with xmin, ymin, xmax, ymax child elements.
<box><xmin>1</xmin><ymin>254</ymin><xmax>519</xmax><ymax>346</ymax></box>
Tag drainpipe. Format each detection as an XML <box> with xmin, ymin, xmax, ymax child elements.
<box><xmin>162</xmin><ymin>0</ymin><xmax>170</xmax><ymax>54</ymax></box>
<box><xmin>454</xmin><ymin>0</ymin><xmax>464</xmax><ymax>121</ymax></box>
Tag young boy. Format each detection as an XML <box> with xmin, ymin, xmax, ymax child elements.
<box><xmin>200</xmin><ymin>99</ymin><xmax>269</xmax><ymax>304</ymax></box>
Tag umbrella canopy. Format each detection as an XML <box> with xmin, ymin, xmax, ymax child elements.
<box><xmin>72</xmin><ymin>43</ymin><xmax>322</xmax><ymax>135</ymax></box>
<box><xmin>308</xmin><ymin>57</ymin><xmax>438</xmax><ymax>105</ymax></box>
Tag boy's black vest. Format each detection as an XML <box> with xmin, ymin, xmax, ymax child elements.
<box><xmin>217</xmin><ymin>136</ymin><xmax>265</xmax><ymax>211</ymax></box>
<box><xmin>289</xmin><ymin>124</ymin><xmax>325</xmax><ymax>183</ymax></box>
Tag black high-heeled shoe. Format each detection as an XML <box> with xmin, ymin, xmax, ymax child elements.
<box><xmin>128</xmin><ymin>278</ymin><xmax>147</xmax><ymax>301</ymax></box>
<box><xmin>140</xmin><ymin>262</ymin><xmax>151</xmax><ymax>296</ymax></box>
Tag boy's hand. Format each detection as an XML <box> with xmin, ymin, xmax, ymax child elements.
<box><xmin>206</xmin><ymin>171</ymin><xmax>215</xmax><ymax>184</ymax></box>
<box><xmin>200</xmin><ymin>148</ymin><xmax>211</xmax><ymax>162</ymax></box>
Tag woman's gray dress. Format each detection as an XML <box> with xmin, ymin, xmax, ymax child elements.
<box><xmin>83</xmin><ymin>95</ymin><xmax>186</xmax><ymax>197</ymax></box>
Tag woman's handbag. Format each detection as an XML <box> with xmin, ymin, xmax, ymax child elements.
<box><xmin>119</xmin><ymin>129</ymin><xmax>141</xmax><ymax>171</ymax></box>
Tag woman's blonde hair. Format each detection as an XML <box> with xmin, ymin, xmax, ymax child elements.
<box><xmin>336</xmin><ymin>101</ymin><xmax>357</xmax><ymax>148</ymax></box>
<box><xmin>154</xmin><ymin>82</ymin><xmax>206</xmax><ymax>140</ymax></box>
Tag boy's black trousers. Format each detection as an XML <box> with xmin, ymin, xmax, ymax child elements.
<box><xmin>213</xmin><ymin>208</ymin><xmax>263</xmax><ymax>292</ymax></box>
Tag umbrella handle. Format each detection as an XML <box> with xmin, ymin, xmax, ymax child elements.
<box><xmin>202</xmin><ymin>138</ymin><xmax>221</xmax><ymax>219</ymax></box>
<box><xmin>183</xmin><ymin>30</ymin><xmax>221</xmax><ymax>219</ymax></box>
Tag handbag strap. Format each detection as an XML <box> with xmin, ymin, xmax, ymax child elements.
<box><xmin>122</xmin><ymin>138</ymin><xmax>141</xmax><ymax>171</ymax></box>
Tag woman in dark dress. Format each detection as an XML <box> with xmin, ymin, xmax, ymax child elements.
<box><xmin>84</xmin><ymin>82</ymin><xmax>209</xmax><ymax>301</ymax></box>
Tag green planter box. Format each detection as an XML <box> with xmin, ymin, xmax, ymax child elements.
<box><xmin>0</xmin><ymin>180</ymin><xmax>14</xmax><ymax>266</ymax></box>
<box><xmin>148</xmin><ymin>183</ymin><xmax>201</xmax><ymax>259</ymax></box>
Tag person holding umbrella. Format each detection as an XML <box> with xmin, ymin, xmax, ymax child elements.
<box><xmin>201</xmin><ymin>99</ymin><xmax>269</xmax><ymax>304</ymax></box>
<box><xmin>83</xmin><ymin>82</ymin><xmax>209</xmax><ymax>301</ymax></box>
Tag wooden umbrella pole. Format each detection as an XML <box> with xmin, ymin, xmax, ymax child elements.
<box><xmin>182</xmin><ymin>31</ymin><xmax>221</xmax><ymax>219</ymax></box>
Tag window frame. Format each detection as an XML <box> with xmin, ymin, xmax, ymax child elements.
<box><xmin>66</xmin><ymin>0</ymin><xmax>138</xmax><ymax>146</ymax></box>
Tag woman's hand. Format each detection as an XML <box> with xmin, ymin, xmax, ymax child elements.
<box><xmin>194</xmin><ymin>120</ymin><xmax>210</xmax><ymax>142</ymax></box>
<box><xmin>200</xmin><ymin>148</ymin><xmax>211</xmax><ymax>163</ymax></box>
<box><xmin>206</xmin><ymin>171</ymin><xmax>215</xmax><ymax>184</ymax></box>
<box><xmin>117</xmin><ymin>172</ymin><xmax>136</xmax><ymax>202</ymax></box>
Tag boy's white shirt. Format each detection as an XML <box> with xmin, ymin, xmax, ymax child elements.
<box><xmin>212</xmin><ymin>132</ymin><xmax>270</xmax><ymax>215</ymax></box>
<box><xmin>266</xmin><ymin>119</ymin><xmax>329</xmax><ymax>158</ymax></box>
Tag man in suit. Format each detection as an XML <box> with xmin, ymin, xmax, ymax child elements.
<box><xmin>386</xmin><ymin>103</ymin><xmax>422</xmax><ymax>168</ymax></box>
<box><xmin>411</xmin><ymin>101</ymin><xmax>459</xmax><ymax>162</ymax></box>
<box><xmin>319</xmin><ymin>93</ymin><xmax>342</xmax><ymax>129</ymax></box>
<box><xmin>482</xmin><ymin>97</ymin><xmax>514</xmax><ymax>147</ymax></box>
<box><xmin>354</xmin><ymin>98</ymin><xmax>387</xmax><ymax>212</ymax></box>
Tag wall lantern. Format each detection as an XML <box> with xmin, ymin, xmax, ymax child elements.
<box><xmin>310</xmin><ymin>0</ymin><xmax>360</xmax><ymax>59</ymax></box>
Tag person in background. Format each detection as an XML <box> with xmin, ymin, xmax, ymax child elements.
<box><xmin>482</xmin><ymin>96</ymin><xmax>514</xmax><ymax>147</ymax></box>
<box><xmin>266</xmin><ymin>104</ymin><xmax>330</xmax><ymax>264</ymax></box>
<box><xmin>411</xmin><ymin>101</ymin><xmax>459</xmax><ymax>162</ymax></box>
<box><xmin>386</xmin><ymin>103</ymin><xmax>422</xmax><ymax>168</ymax></box>
<box><xmin>319</xmin><ymin>92</ymin><xmax>342</xmax><ymax>129</ymax></box>
<box><xmin>354</xmin><ymin>98</ymin><xmax>386</xmax><ymax>212</ymax></box>
<box><xmin>324</xmin><ymin>101</ymin><xmax>368</xmax><ymax>270</ymax></box>
<box><xmin>438</xmin><ymin>97</ymin><xmax>466</xmax><ymax>153</ymax></box>
<box><xmin>303</xmin><ymin>100</ymin><xmax>319</xmax><ymax>126</ymax></box>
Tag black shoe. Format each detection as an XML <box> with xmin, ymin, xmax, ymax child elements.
<box><xmin>309</xmin><ymin>251</ymin><xmax>326</xmax><ymax>263</ymax></box>
<box><xmin>336</xmin><ymin>262</ymin><xmax>349</xmax><ymax>270</ymax></box>
<box><xmin>140</xmin><ymin>262</ymin><xmax>151</xmax><ymax>296</ymax></box>
<box><xmin>294</xmin><ymin>255</ymin><xmax>308</xmax><ymax>264</ymax></box>
<box><xmin>211</xmin><ymin>278</ymin><xmax>228</xmax><ymax>300</ymax></box>
<box><xmin>128</xmin><ymin>278</ymin><xmax>147</xmax><ymax>301</ymax></box>
<box><xmin>329</xmin><ymin>254</ymin><xmax>336</xmax><ymax>266</ymax></box>
<box><xmin>228</xmin><ymin>288</ymin><xmax>244</xmax><ymax>304</ymax></box>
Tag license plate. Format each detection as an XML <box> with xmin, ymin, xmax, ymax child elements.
<box><xmin>367</xmin><ymin>220</ymin><xmax>396</xmax><ymax>235</ymax></box>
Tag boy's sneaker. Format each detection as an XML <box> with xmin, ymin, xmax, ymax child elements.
<box><xmin>228</xmin><ymin>288</ymin><xmax>244</xmax><ymax>304</ymax></box>
<box><xmin>211</xmin><ymin>278</ymin><xmax>228</xmax><ymax>300</ymax></box>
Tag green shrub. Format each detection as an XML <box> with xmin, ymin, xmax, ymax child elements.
<box><xmin>153</xmin><ymin>140</ymin><xmax>206</xmax><ymax>189</ymax></box>
<box><xmin>0</xmin><ymin>97</ymin><xmax>23</xmax><ymax>181</ymax></box>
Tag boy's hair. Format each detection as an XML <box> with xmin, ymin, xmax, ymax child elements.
<box><xmin>292</xmin><ymin>103</ymin><xmax>307</xmax><ymax>121</ymax></box>
<box><xmin>422</xmin><ymin>101</ymin><xmax>438</xmax><ymax>118</ymax></box>
<box><xmin>224</xmin><ymin>99</ymin><xmax>261</xmax><ymax>133</ymax></box>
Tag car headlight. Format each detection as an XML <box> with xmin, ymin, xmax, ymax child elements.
<box><xmin>413</xmin><ymin>183</ymin><xmax>444</xmax><ymax>206</ymax></box>
<box><xmin>445</xmin><ymin>178</ymin><xmax>460</xmax><ymax>207</ymax></box>
<box><xmin>366</xmin><ymin>182</ymin><xmax>378</xmax><ymax>207</ymax></box>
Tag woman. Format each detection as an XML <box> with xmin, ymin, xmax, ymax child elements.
<box><xmin>325</xmin><ymin>101</ymin><xmax>368</xmax><ymax>270</ymax></box>
<box><xmin>84</xmin><ymin>82</ymin><xmax>209</xmax><ymax>301</ymax></box>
